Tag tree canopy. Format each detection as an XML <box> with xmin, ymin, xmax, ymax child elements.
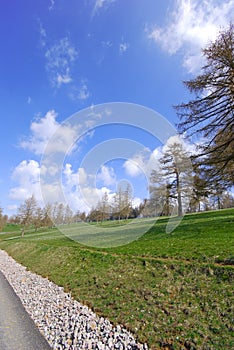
<box><xmin>176</xmin><ymin>24</ymin><xmax>234</xmax><ymax>189</ymax></box>
<box><xmin>150</xmin><ymin>141</ymin><xmax>193</xmax><ymax>217</ymax></box>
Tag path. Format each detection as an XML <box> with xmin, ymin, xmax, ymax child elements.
<box><xmin>0</xmin><ymin>271</ymin><xmax>51</xmax><ymax>350</ymax></box>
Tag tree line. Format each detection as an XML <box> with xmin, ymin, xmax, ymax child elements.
<box><xmin>6</xmin><ymin>134</ymin><xmax>233</xmax><ymax>235</ymax></box>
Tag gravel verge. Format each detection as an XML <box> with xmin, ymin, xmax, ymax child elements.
<box><xmin>0</xmin><ymin>249</ymin><xmax>149</xmax><ymax>350</ymax></box>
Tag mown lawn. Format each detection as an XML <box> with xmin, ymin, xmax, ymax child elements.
<box><xmin>0</xmin><ymin>209</ymin><xmax>233</xmax><ymax>349</ymax></box>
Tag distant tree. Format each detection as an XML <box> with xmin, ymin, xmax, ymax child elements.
<box><xmin>97</xmin><ymin>192</ymin><xmax>111</xmax><ymax>222</ymax></box>
<box><xmin>54</xmin><ymin>203</ymin><xmax>65</xmax><ymax>225</ymax></box>
<box><xmin>79</xmin><ymin>211</ymin><xmax>87</xmax><ymax>222</ymax></box>
<box><xmin>148</xmin><ymin>181</ymin><xmax>173</xmax><ymax>217</ymax></box>
<box><xmin>42</xmin><ymin>204</ymin><xmax>54</xmax><ymax>228</ymax></box>
<box><xmin>64</xmin><ymin>204</ymin><xmax>73</xmax><ymax>224</ymax></box>
<box><xmin>176</xmin><ymin>25</ymin><xmax>234</xmax><ymax>189</ymax></box>
<box><xmin>113</xmin><ymin>184</ymin><xmax>132</xmax><ymax>221</ymax></box>
<box><xmin>88</xmin><ymin>208</ymin><xmax>103</xmax><ymax>222</ymax></box>
<box><xmin>121</xmin><ymin>184</ymin><xmax>132</xmax><ymax>220</ymax></box>
<box><xmin>74</xmin><ymin>210</ymin><xmax>86</xmax><ymax>222</ymax></box>
<box><xmin>151</xmin><ymin>141</ymin><xmax>193</xmax><ymax>217</ymax></box>
<box><xmin>0</xmin><ymin>207</ymin><xmax>7</xmax><ymax>231</ymax></box>
<box><xmin>18</xmin><ymin>195</ymin><xmax>37</xmax><ymax>237</ymax></box>
<box><xmin>33</xmin><ymin>206</ymin><xmax>43</xmax><ymax>232</ymax></box>
<box><xmin>9</xmin><ymin>214</ymin><xmax>21</xmax><ymax>225</ymax></box>
<box><xmin>219</xmin><ymin>192</ymin><xmax>234</xmax><ymax>209</ymax></box>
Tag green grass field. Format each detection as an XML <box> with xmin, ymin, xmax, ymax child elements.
<box><xmin>0</xmin><ymin>209</ymin><xmax>234</xmax><ymax>349</ymax></box>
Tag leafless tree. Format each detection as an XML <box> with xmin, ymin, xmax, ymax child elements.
<box><xmin>18</xmin><ymin>195</ymin><xmax>37</xmax><ymax>237</ymax></box>
<box><xmin>176</xmin><ymin>24</ymin><xmax>234</xmax><ymax>189</ymax></box>
<box><xmin>151</xmin><ymin>142</ymin><xmax>193</xmax><ymax>217</ymax></box>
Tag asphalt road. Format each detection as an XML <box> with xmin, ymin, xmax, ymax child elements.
<box><xmin>0</xmin><ymin>271</ymin><xmax>51</xmax><ymax>350</ymax></box>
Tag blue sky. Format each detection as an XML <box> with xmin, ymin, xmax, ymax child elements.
<box><xmin>0</xmin><ymin>0</ymin><xmax>233</xmax><ymax>215</ymax></box>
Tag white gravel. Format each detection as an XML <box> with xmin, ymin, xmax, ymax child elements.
<box><xmin>0</xmin><ymin>249</ymin><xmax>149</xmax><ymax>350</ymax></box>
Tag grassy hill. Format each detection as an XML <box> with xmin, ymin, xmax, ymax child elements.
<box><xmin>0</xmin><ymin>209</ymin><xmax>233</xmax><ymax>349</ymax></box>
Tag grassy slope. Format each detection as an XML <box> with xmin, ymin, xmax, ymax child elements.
<box><xmin>0</xmin><ymin>209</ymin><xmax>233</xmax><ymax>349</ymax></box>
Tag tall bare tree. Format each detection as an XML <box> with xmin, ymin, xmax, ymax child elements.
<box><xmin>97</xmin><ymin>192</ymin><xmax>111</xmax><ymax>223</ymax></box>
<box><xmin>18</xmin><ymin>195</ymin><xmax>37</xmax><ymax>237</ymax></box>
<box><xmin>42</xmin><ymin>204</ymin><xmax>54</xmax><ymax>228</ymax></box>
<box><xmin>176</xmin><ymin>24</ymin><xmax>234</xmax><ymax>188</ymax></box>
<box><xmin>151</xmin><ymin>141</ymin><xmax>193</xmax><ymax>217</ymax></box>
<box><xmin>113</xmin><ymin>184</ymin><xmax>132</xmax><ymax>221</ymax></box>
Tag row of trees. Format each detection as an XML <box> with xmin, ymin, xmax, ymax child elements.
<box><xmin>7</xmin><ymin>185</ymin><xmax>136</xmax><ymax>234</ymax></box>
<box><xmin>88</xmin><ymin>139</ymin><xmax>234</xmax><ymax>221</ymax></box>
<box><xmin>9</xmin><ymin>196</ymin><xmax>85</xmax><ymax>236</ymax></box>
<box><xmin>7</xmin><ymin>135</ymin><xmax>233</xmax><ymax>234</ymax></box>
<box><xmin>7</xmin><ymin>177</ymin><xmax>233</xmax><ymax>235</ymax></box>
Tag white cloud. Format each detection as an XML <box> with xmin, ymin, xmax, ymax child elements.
<box><xmin>45</xmin><ymin>37</ymin><xmax>78</xmax><ymax>87</ymax></box>
<box><xmin>96</xmin><ymin>165</ymin><xmax>116</xmax><ymax>186</ymax></box>
<box><xmin>27</xmin><ymin>96</ymin><xmax>32</xmax><ymax>104</ymax></box>
<box><xmin>163</xmin><ymin>134</ymin><xmax>196</xmax><ymax>155</ymax></box>
<box><xmin>62</xmin><ymin>164</ymin><xmax>115</xmax><ymax>213</ymax></box>
<box><xmin>9</xmin><ymin>160</ymin><xmax>42</xmax><ymax>202</ymax></box>
<box><xmin>132</xmin><ymin>197</ymin><xmax>142</xmax><ymax>208</ymax></box>
<box><xmin>147</xmin><ymin>0</ymin><xmax>234</xmax><ymax>73</ymax></box>
<box><xmin>20</xmin><ymin>110</ymin><xmax>58</xmax><ymax>154</ymax></box>
<box><xmin>20</xmin><ymin>110</ymin><xmax>79</xmax><ymax>155</ymax></box>
<box><xmin>56</xmin><ymin>69</ymin><xmax>72</xmax><ymax>86</ymax></box>
<box><xmin>101</xmin><ymin>40</ymin><xmax>113</xmax><ymax>48</ymax></box>
<box><xmin>92</xmin><ymin>0</ymin><xmax>116</xmax><ymax>17</ymax></box>
<box><xmin>78</xmin><ymin>82</ymin><xmax>90</xmax><ymax>100</ymax></box>
<box><xmin>38</xmin><ymin>19</ymin><xmax>47</xmax><ymax>47</ymax></box>
<box><xmin>123</xmin><ymin>136</ymin><xmax>195</xmax><ymax>180</ymax></box>
<box><xmin>63</xmin><ymin>164</ymin><xmax>88</xmax><ymax>188</ymax></box>
<box><xmin>49</xmin><ymin>0</ymin><xmax>55</xmax><ymax>11</ymax></box>
<box><xmin>119</xmin><ymin>41</ymin><xmax>129</xmax><ymax>55</ymax></box>
<box><xmin>70</xmin><ymin>80</ymin><xmax>90</xmax><ymax>100</ymax></box>
<box><xmin>123</xmin><ymin>159</ymin><xmax>142</xmax><ymax>177</ymax></box>
<box><xmin>123</xmin><ymin>148</ymin><xmax>160</xmax><ymax>178</ymax></box>
<box><xmin>6</xmin><ymin>204</ymin><xmax>18</xmax><ymax>212</ymax></box>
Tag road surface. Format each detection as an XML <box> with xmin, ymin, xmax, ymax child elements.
<box><xmin>0</xmin><ymin>271</ymin><xmax>51</xmax><ymax>350</ymax></box>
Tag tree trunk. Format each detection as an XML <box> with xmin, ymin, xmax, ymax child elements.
<box><xmin>21</xmin><ymin>227</ymin><xmax>25</xmax><ymax>237</ymax></box>
<box><xmin>176</xmin><ymin>171</ymin><xmax>183</xmax><ymax>217</ymax></box>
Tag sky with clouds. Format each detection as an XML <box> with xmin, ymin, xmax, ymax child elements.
<box><xmin>0</xmin><ymin>0</ymin><xmax>233</xmax><ymax>215</ymax></box>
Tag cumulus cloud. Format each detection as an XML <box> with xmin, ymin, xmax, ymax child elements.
<box><xmin>123</xmin><ymin>160</ymin><xmax>142</xmax><ymax>177</ymax></box>
<box><xmin>163</xmin><ymin>134</ymin><xmax>196</xmax><ymax>155</ymax></box>
<box><xmin>45</xmin><ymin>37</ymin><xmax>78</xmax><ymax>87</ymax></box>
<box><xmin>63</xmin><ymin>164</ymin><xmax>88</xmax><ymax>188</ymax></box>
<box><xmin>20</xmin><ymin>110</ymin><xmax>78</xmax><ymax>155</ymax></box>
<box><xmin>123</xmin><ymin>148</ymin><xmax>160</xmax><ymax>178</ymax></box>
<box><xmin>96</xmin><ymin>165</ymin><xmax>116</xmax><ymax>186</ymax></box>
<box><xmin>147</xmin><ymin>0</ymin><xmax>234</xmax><ymax>73</ymax></box>
<box><xmin>9</xmin><ymin>160</ymin><xmax>42</xmax><ymax>202</ymax></box>
<box><xmin>123</xmin><ymin>135</ymin><xmax>195</xmax><ymax>179</ymax></box>
<box><xmin>11</xmin><ymin>109</ymin><xmax>98</xmax><ymax>210</ymax></box>
<box><xmin>62</xmin><ymin>163</ymin><xmax>115</xmax><ymax>213</ymax></box>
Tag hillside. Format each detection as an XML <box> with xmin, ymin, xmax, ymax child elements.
<box><xmin>0</xmin><ymin>209</ymin><xmax>233</xmax><ymax>349</ymax></box>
